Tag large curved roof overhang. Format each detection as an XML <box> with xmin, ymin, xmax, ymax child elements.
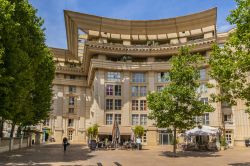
<box><xmin>64</xmin><ymin>8</ymin><xmax>217</xmax><ymax>57</ymax></box>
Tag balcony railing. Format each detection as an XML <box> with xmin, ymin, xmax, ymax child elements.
<box><xmin>85</xmin><ymin>38</ymin><xmax>215</xmax><ymax>55</ymax></box>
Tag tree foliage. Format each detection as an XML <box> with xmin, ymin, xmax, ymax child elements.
<box><xmin>87</xmin><ymin>124</ymin><xmax>99</xmax><ymax>140</ymax></box>
<box><xmin>0</xmin><ymin>0</ymin><xmax>55</xmax><ymax>137</ymax></box>
<box><xmin>209</xmin><ymin>0</ymin><xmax>250</xmax><ymax>112</ymax></box>
<box><xmin>147</xmin><ymin>47</ymin><xmax>214</xmax><ymax>154</ymax></box>
<box><xmin>134</xmin><ymin>125</ymin><xmax>144</xmax><ymax>138</ymax></box>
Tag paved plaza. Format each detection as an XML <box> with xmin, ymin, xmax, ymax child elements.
<box><xmin>1</xmin><ymin>144</ymin><xmax>250</xmax><ymax>166</ymax></box>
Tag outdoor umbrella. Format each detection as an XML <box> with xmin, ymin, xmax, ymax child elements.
<box><xmin>185</xmin><ymin>125</ymin><xmax>219</xmax><ymax>136</ymax></box>
<box><xmin>112</xmin><ymin>120</ymin><xmax>120</xmax><ymax>147</ymax></box>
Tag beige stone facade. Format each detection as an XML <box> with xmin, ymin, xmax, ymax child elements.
<box><xmin>42</xmin><ymin>8</ymin><xmax>250</xmax><ymax>146</ymax></box>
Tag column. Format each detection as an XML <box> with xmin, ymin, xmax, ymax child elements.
<box><xmin>122</xmin><ymin>71</ymin><xmax>130</xmax><ymax>126</ymax></box>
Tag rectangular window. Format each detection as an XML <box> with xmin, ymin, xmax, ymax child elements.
<box><xmin>157</xmin><ymin>72</ymin><xmax>170</xmax><ymax>83</ymax></box>
<box><xmin>68</xmin><ymin>119</ymin><xmax>74</xmax><ymax>127</ymax></box>
<box><xmin>197</xmin><ymin>83</ymin><xmax>207</xmax><ymax>94</ymax></box>
<box><xmin>140</xmin><ymin>114</ymin><xmax>147</xmax><ymax>125</ymax></box>
<box><xmin>69</xmin><ymin>75</ymin><xmax>76</xmax><ymax>80</ymax></box>
<box><xmin>224</xmin><ymin>114</ymin><xmax>232</xmax><ymax>122</ymax></box>
<box><xmin>157</xmin><ymin>86</ymin><xmax>164</xmax><ymax>92</ymax></box>
<box><xmin>106</xmin><ymin>99</ymin><xmax>113</xmax><ymax>110</ymax></box>
<box><xmin>132</xmin><ymin>86</ymin><xmax>147</xmax><ymax>97</ymax></box>
<box><xmin>69</xmin><ymin>108</ymin><xmax>74</xmax><ymax>113</ymax></box>
<box><xmin>132</xmin><ymin>114</ymin><xmax>139</xmax><ymax>125</ymax></box>
<box><xmin>132</xmin><ymin>100</ymin><xmax>139</xmax><ymax>110</ymax></box>
<box><xmin>140</xmin><ymin>100</ymin><xmax>147</xmax><ymax>111</ymax></box>
<box><xmin>115</xmin><ymin>85</ymin><xmax>121</xmax><ymax>96</ymax></box>
<box><xmin>106</xmin><ymin>114</ymin><xmax>113</xmax><ymax>125</ymax></box>
<box><xmin>132</xmin><ymin>73</ymin><xmax>145</xmax><ymax>83</ymax></box>
<box><xmin>200</xmin><ymin>97</ymin><xmax>208</xmax><ymax>104</ymax></box>
<box><xmin>69</xmin><ymin>86</ymin><xmax>76</xmax><ymax>93</ymax></box>
<box><xmin>202</xmin><ymin>113</ymin><xmax>209</xmax><ymax>125</ymax></box>
<box><xmin>115</xmin><ymin>114</ymin><xmax>121</xmax><ymax>125</ymax></box>
<box><xmin>106</xmin><ymin>85</ymin><xmax>113</xmax><ymax>96</ymax></box>
<box><xmin>69</xmin><ymin>97</ymin><xmax>75</xmax><ymax>105</ymax></box>
<box><xmin>199</xmin><ymin>69</ymin><xmax>206</xmax><ymax>80</ymax></box>
<box><xmin>131</xmin><ymin>86</ymin><xmax>139</xmax><ymax>97</ymax></box>
<box><xmin>107</xmin><ymin>72</ymin><xmax>121</xmax><ymax>81</ymax></box>
<box><xmin>140</xmin><ymin>86</ymin><xmax>147</xmax><ymax>96</ymax></box>
<box><xmin>115</xmin><ymin>99</ymin><xmax>122</xmax><ymax>110</ymax></box>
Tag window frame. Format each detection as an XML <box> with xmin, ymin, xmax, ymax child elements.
<box><xmin>114</xmin><ymin>99</ymin><xmax>122</xmax><ymax>110</ymax></box>
<box><xmin>106</xmin><ymin>114</ymin><xmax>113</xmax><ymax>125</ymax></box>
<box><xmin>132</xmin><ymin>73</ymin><xmax>145</xmax><ymax>83</ymax></box>
<box><xmin>106</xmin><ymin>99</ymin><xmax>113</xmax><ymax>110</ymax></box>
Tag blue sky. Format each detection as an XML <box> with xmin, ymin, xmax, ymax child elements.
<box><xmin>29</xmin><ymin>0</ymin><xmax>236</xmax><ymax>49</ymax></box>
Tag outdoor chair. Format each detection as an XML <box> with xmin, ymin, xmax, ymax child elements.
<box><xmin>130</xmin><ymin>143</ymin><xmax>137</xmax><ymax>150</ymax></box>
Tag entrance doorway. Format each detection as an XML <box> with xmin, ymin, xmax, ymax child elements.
<box><xmin>68</xmin><ymin>130</ymin><xmax>73</xmax><ymax>141</ymax></box>
<box><xmin>159</xmin><ymin>130</ymin><xmax>173</xmax><ymax>145</ymax></box>
<box><xmin>225</xmin><ymin>130</ymin><xmax>233</xmax><ymax>146</ymax></box>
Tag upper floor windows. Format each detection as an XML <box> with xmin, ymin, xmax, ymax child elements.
<box><xmin>106</xmin><ymin>114</ymin><xmax>122</xmax><ymax>125</ymax></box>
<box><xmin>194</xmin><ymin>113</ymin><xmax>209</xmax><ymax>126</ymax></box>
<box><xmin>69</xmin><ymin>86</ymin><xmax>76</xmax><ymax>93</ymax></box>
<box><xmin>157</xmin><ymin>72</ymin><xmax>170</xmax><ymax>83</ymax></box>
<box><xmin>107</xmin><ymin>72</ymin><xmax>121</xmax><ymax>81</ymax></box>
<box><xmin>106</xmin><ymin>114</ymin><xmax>113</xmax><ymax>125</ymax></box>
<box><xmin>69</xmin><ymin>75</ymin><xmax>76</xmax><ymax>80</ymax></box>
<box><xmin>106</xmin><ymin>99</ymin><xmax>122</xmax><ymax>110</ymax></box>
<box><xmin>69</xmin><ymin>108</ymin><xmax>74</xmax><ymax>113</ymax></box>
<box><xmin>68</xmin><ymin>119</ymin><xmax>74</xmax><ymax>127</ymax></box>
<box><xmin>115</xmin><ymin>114</ymin><xmax>121</xmax><ymax>125</ymax></box>
<box><xmin>69</xmin><ymin>97</ymin><xmax>75</xmax><ymax>105</ymax></box>
<box><xmin>132</xmin><ymin>73</ymin><xmax>145</xmax><ymax>83</ymax></box>
<box><xmin>132</xmin><ymin>100</ymin><xmax>147</xmax><ymax>111</ymax></box>
<box><xmin>200</xmin><ymin>97</ymin><xmax>208</xmax><ymax>104</ymax></box>
<box><xmin>197</xmin><ymin>83</ymin><xmax>208</xmax><ymax>94</ymax></box>
<box><xmin>199</xmin><ymin>69</ymin><xmax>206</xmax><ymax>80</ymax></box>
<box><xmin>132</xmin><ymin>114</ymin><xmax>148</xmax><ymax>126</ymax></box>
<box><xmin>106</xmin><ymin>85</ymin><xmax>121</xmax><ymax>96</ymax></box>
<box><xmin>157</xmin><ymin>86</ymin><xmax>164</xmax><ymax>92</ymax></box>
<box><xmin>131</xmin><ymin>86</ymin><xmax>147</xmax><ymax>97</ymax></box>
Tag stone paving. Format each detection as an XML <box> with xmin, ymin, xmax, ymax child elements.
<box><xmin>0</xmin><ymin>143</ymin><xmax>250</xmax><ymax>166</ymax></box>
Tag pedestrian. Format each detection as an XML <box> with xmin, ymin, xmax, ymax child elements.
<box><xmin>63</xmin><ymin>137</ymin><xmax>69</xmax><ymax>152</ymax></box>
<box><xmin>136</xmin><ymin>137</ymin><xmax>141</xmax><ymax>150</ymax></box>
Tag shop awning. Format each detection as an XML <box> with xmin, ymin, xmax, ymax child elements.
<box><xmin>98</xmin><ymin>126</ymin><xmax>132</xmax><ymax>135</ymax></box>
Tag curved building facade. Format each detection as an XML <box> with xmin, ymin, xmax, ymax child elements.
<box><xmin>43</xmin><ymin>8</ymin><xmax>250</xmax><ymax>146</ymax></box>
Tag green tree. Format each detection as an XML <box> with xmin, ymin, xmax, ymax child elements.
<box><xmin>0</xmin><ymin>0</ymin><xmax>55</xmax><ymax>137</ymax></box>
<box><xmin>134</xmin><ymin>126</ymin><xmax>144</xmax><ymax>138</ymax></box>
<box><xmin>209</xmin><ymin>0</ymin><xmax>250</xmax><ymax>113</ymax></box>
<box><xmin>87</xmin><ymin>124</ymin><xmax>99</xmax><ymax>140</ymax></box>
<box><xmin>147</xmin><ymin>47</ymin><xmax>214</xmax><ymax>155</ymax></box>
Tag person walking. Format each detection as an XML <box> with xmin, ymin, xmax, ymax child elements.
<box><xmin>136</xmin><ymin>137</ymin><xmax>141</xmax><ymax>150</ymax></box>
<box><xmin>63</xmin><ymin>137</ymin><xmax>69</xmax><ymax>152</ymax></box>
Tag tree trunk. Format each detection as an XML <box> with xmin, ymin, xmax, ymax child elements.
<box><xmin>0</xmin><ymin>119</ymin><xmax>4</xmax><ymax>138</ymax></box>
<box><xmin>173</xmin><ymin>127</ymin><xmax>177</xmax><ymax>155</ymax></box>
<box><xmin>10</xmin><ymin>123</ymin><xmax>16</xmax><ymax>138</ymax></box>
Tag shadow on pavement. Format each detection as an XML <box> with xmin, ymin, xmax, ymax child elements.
<box><xmin>0</xmin><ymin>144</ymin><xmax>94</xmax><ymax>166</ymax></box>
<box><xmin>228</xmin><ymin>162</ymin><xmax>250</xmax><ymax>166</ymax></box>
<box><xmin>160</xmin><ymin>150</ymin><xmax>221</xmax><ymax>158</ymax></box>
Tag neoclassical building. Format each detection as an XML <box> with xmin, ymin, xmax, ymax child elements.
<box><xmin>42</xmin><ymin>8</ymin><xmax>250</xmax><ymax>146</ymax></box>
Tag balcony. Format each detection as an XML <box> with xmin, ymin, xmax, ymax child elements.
<box><xmin>55</xmin><ymin>66</ymin><xmax>84</xmax><ymax>75</ymax></box>
<box><xmin>53</xmin><ymin>78</ymin><xmax>87</xmax><ymax>87</ymax></box>
<box><xmin>85</xmin><ymin>38</ymin><xmax>215</xmax><ymax>56</ymax></box>
<box><xmin>63</xmin><ymin>112</ymin><xmax>78</xmax><ymax>118</ymax></box>
<box><xmin>224</xmin><ymin>121</ymin><xmax>235</xmax><ymax>129</ymax></box>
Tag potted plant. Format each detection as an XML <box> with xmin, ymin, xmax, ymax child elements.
<box><xmin>220</xmin><ymin>136</ymin><xmax>227</xmax><ymax>150</ymax></box>
<box><xmin>134</xmin><ymin>125</ymin><xmax>144</xmax><ymax>150</ymax></box>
